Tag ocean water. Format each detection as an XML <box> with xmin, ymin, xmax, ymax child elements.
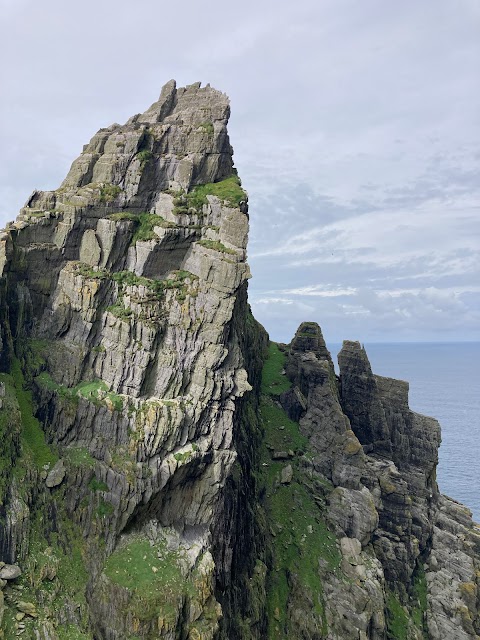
<box><xmin>330</xmin><ymin>342</ymin><xmax>480</xmax><ymax>523</ymax></box>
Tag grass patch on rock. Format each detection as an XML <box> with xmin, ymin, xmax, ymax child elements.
<box><xmin>386</xmin><ymin>591</ymin><xmax>409</xmax><ymax>640</ymax></box>
<box><xmin>411</xmin><ymin>564</ymin><xmax>428</xmax><ymax>632</ymax></box>
<box><xmin>11</xmin><ymin>358</ymin><xmax>57</xmax><ymax>469</ymax></box>
<box><xmin>106</xmin><ymin>302</ymin><xmax>133</xmax><ymax>321</ymax></box>
<box><xmin>197</xmin><ymin>239</ymin><xmax>236</xmax><ymax>255</ymax></box>
<box><xmin>64</xmin><ymin>446</ymin><xmax>96</xmax><ymax>469</ymax></box>
<box><xmin>89</xmin><ymin>477</ymin><xmax>109</xmax><ymax>492</ymax></box>
<box><xmin>261</xmin><ymin>342</ymin><xmax>292</xmax><ymax>396</ymax></box>
<box><xmin>75</xmin><ymin>262</ymin><xmax>109</xmax><ymax>280</ymax></box>
<box><xmin>258</xmin><ymin>342</ymin><xmax>340</xmax><ymax>638</ymax></box>
<box><xmin>104</xmin><ymin>535</ymin><xmax>191</xmax><ymax>621</ymax></box>
<box><xmin>36</xmin><ymin>373</ymin><xmax>123</xmax><ymax>411</ymax></box>
<box><xmin>0</xmin><ymin>372</ymin><xmax>22</xmax><ymax>502</ymax></box>
<box><xmin>189</xmin><ymin>175</ymin><xmax>245</xmax><ymax>209</ymax></box>
<box><xmin>108</xmin><ymin>212</ymin><xmax>175</xmax><ymax>243</ymax></box>
<box><xmin>13</xmin><ymin>504</ymin><xmax>90</xmax><ymax>636</ymax></box>
<box><xmin>111</xmin><ymin>269</ymin><xmax>196</xmax><ymax>307</ymax></box>
<box><xmin>99</xmin><ymin>184</ymin><xmax>122</xmax><ymax>203</ymax></box>
<box><xmin>131</xmin><ymin>213</ymin><xmax>175</xmax><ymax>243</ymax></box>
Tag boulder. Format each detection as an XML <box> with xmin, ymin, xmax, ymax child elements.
<box><xmin>280</xmin><ymin>464</ymin><xmax>293</xmax><ymax>484</ymax></box>
<box><xmin>0</xmin><ymin>564</ymin><xmax>21</xmax><ymax>580</ymax></box>
<box><xmin>45</xmin><ymin>460</ymin><xmax>66</xmax><ymax>488</ymax></box>
<box><xmin>16</xmin><ymin>601</ymin><xmax>37</xmax><ymax>618</ymax></box>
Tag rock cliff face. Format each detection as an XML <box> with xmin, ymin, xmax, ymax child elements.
<box><xmin>0</xmin><ymin>82</ymin><xmax>478</xmax><ymax>640</ymax></box>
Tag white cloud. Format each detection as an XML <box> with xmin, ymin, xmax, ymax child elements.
<box><xmin>268</xmin><ymin>285</ymin><xmax>357</xmax><ymax>297</ymax></box>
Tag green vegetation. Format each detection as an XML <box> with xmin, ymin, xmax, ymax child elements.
<box><xmin>66</xmin><ymin>260</ymin><xmax>198</xmax><ymax>315</ymax></box>
<box><xmin>112</xmin><ymin>269</ymin><xmax>197</xmax><ymax>306</ymax></box>
<box><xmin>173</xmin><ymin>450</ymin><xmax>192</xmax><ymax>463</ymax></box>
<box><xmin>0</xmin><ymin>372</ymin><xmax>21</xmax><ymax>503</ymax></box>
<box><xmin>386</xmin><ymin>591</ymin><xmax>409</xmax><ymax>640</ymax></box>
<box><xmin>108</xmin><ymin>211</ymin><xmax>139</xmax><ymax>222</ymax></box>
<box><xmin>106</xmin><ymin>302</ymin><xmax>133</xmax><ymax>321</ymax></box>
<box><xmin>382</xmin><ymin>565</ymin><xmax>428</xmax><ymax>639</ymax></box>
<box><xmin>136</xmin><ymin>149</ymin><xmax>153</xmax><ymax>167</ymax></box>
<box><xmin>97</xmin><ymin>498</ymin><xmax>114</xmax><ymax>518</ymax></box>
<box><xmin>411</xmin><ymin>564</ymin><xmax>428</xmax><ymax>633</ymax></box>
<box><xmin>25</xmin><ymin>210</ymin><xmax>47</xmax><ymax>219</ymax></box>
<box><xmin>11</xmin><ymin>358</ymin><xmax>57</xmax><ymax>469</ymax></box>
<box><xmin>172</xmin><ymin>175</ymin><xmax>245</xmax><ymax>215</ymax></box>
<box><xmin>258</xmin><ymin>342</ymin><xmax>339</xmax><ymax>638</ymax></box>
<box><xmin>260</xmin><ymin>395</ymin><xmax>308</xmax><ymax>455</ymax></box>
<box><xmin>265</xmin><ymin>482</ymin><xmax>339</xmax><ymax>637</ymax></box>
<box><xmin>7</xmin><ymin>503</ymin><xmax>91</xmax><ymax>636</ymax></box>
<box><xmin>22</xmin><ymin>338</ymin><xmax>49</xmax><ymax>378</ymax></box>
<box><xmin>64</xmin><ymin>446</ymin><xmax>96</xmax><ymax>469</ymax></box>
<box><xmin>261</xmin><ymin>342</ymin><xmax>292</xmax><ymax>396</ymax></box>
<box><xmin>56</xmin><ymin>625</ymin><xmax>92</xmax><ymax>640</ymax></box>
<box><xmin>104</xmin><ymin>535</ymin><xmax>191</xmax><ymax>621</ymax></box>
<box><xmin>199</xmin><ymin>122</ymin><xmax>214</xmax><ymax>135</ymax></box>
<box><xmin>99</xmin><ymin>184</ymin><xmax>122</xmax><ymax>203</ymax></box>
<box><xmin>112</xmin><ymin>270</ymin><xmax>165</xmax><ymax>299</ymax></box>
<box><xmin>189</xmin><ymin>175</ymin><xmax>245</xmax><ymax>208</ymax></box>
<box><xmin>197</xmin><ymin>239</ymin><xmax>237</xmax><ymax>255</ymax></box>
<box><xmin>92</xmin><ymin>344</ymin><xmax>106</xmax><ymax>353</ymax></box>
<box><xmin>36</xmin><ymin>373</ymin><xmax>123</xmax><ymax>412</ymax></box>
<box><xmin>89</xmin><ymin>477</ymin><xmax>109</xmax><ymax>492</ymax></box>
<box><xmin>130</xmin><ymin>213</ymin><xmax>175</xmax><ymax>244</ymax></box>
<box><xmin>75</xmin><ymin>263</ymin><xmax>109</xmax><ymax>280</ymax></box>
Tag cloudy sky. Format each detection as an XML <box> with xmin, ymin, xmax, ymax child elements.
<box><xmin>1</xmin><ymin>0</ymin><xmax>479</xmax><ymax>343</ymax></box>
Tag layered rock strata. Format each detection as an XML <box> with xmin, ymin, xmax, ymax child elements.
<box><xmin>271</xmin><ymin>323</ymin><xmax>480</xmax><ymax>639</ymax></box>
<box><xmin>0</xmin><ymin>81</ymin><xmax>254</xmax><ymax>639</ymax></box>
<box><xmin>0</xmin><ymin>83</ymin><xmax>478</xmax><ymax>640</ymax></box>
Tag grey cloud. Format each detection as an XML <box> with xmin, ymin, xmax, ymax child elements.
<box><xmin>1</xmin><ymin>0</ymin><xmax>479</xmax><ymax>342</ymax></box>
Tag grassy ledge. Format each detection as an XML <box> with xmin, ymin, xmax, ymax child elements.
<box><xmin>11</xmin><ymin>358</ymin><xmax>57</xmax><ymax>469</ymax></box>
<box><xmin>108</xmin><ymin>212</ymin><xmax>175</xmax><ymax>244</ymax></box>
<box><xmin>173</xmin><ymin>175</ymin><xmax>246</xmax><ymax>215</ymax></box>
<box><xmin>36</xmin><ymin>374</ymin><xmax>124</xmax><ymax>412</ymax></box>
<box><xmin>104</xmin><ymin>535</ymin><xmax>191</xmax><ymax>622</ymax></box>
<box><xmin>188</xmin><ymin>175</ymin><xmax>246</xmax><ymax>208</ymax></box>
<box><xmin>197</xmin><ymin>239</ymin><xmax>237</xmax><ymax>255</ymax></box>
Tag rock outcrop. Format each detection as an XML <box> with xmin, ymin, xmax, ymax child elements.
<box><xmin>271</xmin><ymin>324</ymin><xmax>480</xmax><ymax>639</ymax></box>
<box><xmin>0</xmin><ymin>80</ymin><xmax>255</xmax><ymax>639</ymax></box>
<box><xmin>0</xmin><ymin>82</ymin><xmax>478</xmax><ymax>640</ymax></box>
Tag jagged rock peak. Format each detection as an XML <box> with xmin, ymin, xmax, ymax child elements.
<box><xmin>290</xmin><ymin>321</ymin><xmax>332</xmax><ymax>363</ymax></box>
<box><xmin>16</xmin><ymin>80</ymin><xmax>238</xmax><ymax>219</ymax></box>
<box><xmin>137</xmin><ymin>79</ymin><xmax>230</xmax><ymax>125</ymax></box>
<box><xmin>338</xmin><ymin>339</ymin><xmax>393</xmax><ymax>455</ymax></box>
<box><xmin>0</xmin><ymin>79</ymin><xmax>254</xmax><ymax>639</ymax></box>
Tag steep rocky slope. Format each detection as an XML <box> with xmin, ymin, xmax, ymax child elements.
<box><xmin>0</xmin><ymin>82</ymin><xmax>478</xmax><ymax>640</ymax></box>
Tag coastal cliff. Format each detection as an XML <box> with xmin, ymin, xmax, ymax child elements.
<box><xmin>0</xmin><ymin>82</ymin><xmax>478</xmax><ymax>639</ymax></box>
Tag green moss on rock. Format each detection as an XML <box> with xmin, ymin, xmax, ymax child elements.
<box><xmin>258</xmin><ymin>342</ymin><xmax>340</xmax><ymax>639</ymax></box>
<box><xmin>104</xmin><ymin>536</ymin><xmax>193</xmax><ymax>622</ymax></box>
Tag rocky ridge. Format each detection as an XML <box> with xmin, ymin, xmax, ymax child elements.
<box><xmin>0</xmin><ymin>82</ymin><xmax>478</xmax><ymax>640</ymax></box>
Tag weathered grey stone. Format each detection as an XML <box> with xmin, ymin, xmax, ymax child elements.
<box><xmin>45</xmin><ymin>460</ymin><xmax>66</xmax><ymax>488</ymax></box>
<box><xmin>340</xmin><ymin>536</ymin><xmax>362</xmax><ymax>560</ymax></box>
<box><xmin>79</xmin><ymin>229</ymin><xmax>101</xmax><ymax>267</ymax></box>
<box><xmin>0</xmin><ymin>564</ymin><xmax>21</xmax><ymax>580</ymax></box>
<box><xmin>280</xmin><ymin>464</ymin><xmax>293</xmax><ymax>484</ymax></box>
